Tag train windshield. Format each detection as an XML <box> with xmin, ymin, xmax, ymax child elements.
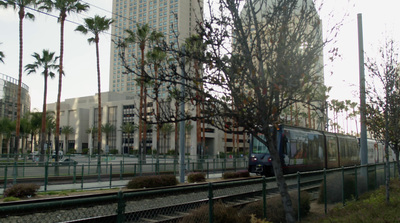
<box><xmin>252</xmin><ymin>136</ymin><xmax>270</xmax><ymax>154</ymax></box>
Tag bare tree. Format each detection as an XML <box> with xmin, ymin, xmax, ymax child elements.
<box><xmin>365</xmin><ymin>38</ymin><xmax>400</xmax><ymax>203</ymax></box>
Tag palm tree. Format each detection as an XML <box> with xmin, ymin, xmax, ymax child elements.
<box><xmin>45</xmin><ymin>111</ymin><xmax>55</xmax><ymax>153</ymax></box>
<box><xmin>124</xmin><ymin>24</ymin><xmax>163</xmax><ymax>162</ymax></box>
<box><xmin>75</xmin><ymin>15</ymin><xmax>113</xmax><ymax>165</ymax></box>
<box><xmin>0</xmin><ymin>118</ymin><xmax>15</xmax><ymax>156</ymax></box>
<box><xmin>147</xmin><ymin>47</ymin><xmax>167</xmax><ymax>159</ymax></box>
<box><xmin>38</xmin><ymin>0</ymin><xmax>89</xmax><ymax>163</ymax></box>
<box><xmin>0</xmin><ymin>0</ymin><xmax>37</xmax><ymax>161</ymax></box>
<box><xmin>20</xmin><ymin>114</ymin><xmax>31</xmax><ymax>155</ymax></box>
<box><xmin>120</xmin><ymin>122</ymin><xmax>137</xmax><ymax>154</ymax></box>
<box><xmin>29</xmin><ymin>111</ymin><xmax>42</xmax><ymax>152</ymax></box>
<box><xmin>25</xmin><ymin>49</ymin><xmax>58</xmax><ymax>162</ymax></box>
<box><xmin>160</xmin><ymin>123</ymin><xmax>174</xmax><ymax>154</ymax></box>
<box><xmin>61</xmin><ymin>125</ymin><xmax>74</xmax><ymax>153</ymax></box>
<box><xmin>101</xmin><ymin>123</ymin><xmax>115</xmax><ymax>154</ymax></box>
<box><xmin>185</xmin><ymin>34</ymin><xmax>206</xmax><ymax>157</ymax></box>
<box><xmin>0</xmin><ymin>42</ymin><xmax>5</xmax><ymax>63</ymax></box>
<box><xmin>86</xmin><ymin>125</ymin><xmax>97</xmax><ymax>155</ymax></box>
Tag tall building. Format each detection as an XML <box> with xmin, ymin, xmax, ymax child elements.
<box><xmin>45</xmin><ymin>1</ymin><xmax>248</xmax><ymax>157</ymax></box>
<box><xmin>0</xmin><ymin>73</ymin><xmax>31</xmax><ymax>154</ymax></box>
<box><xmin>109</xmin><ymin>0</ymin><xmax>202</xmax><ymax>93</ymax></box>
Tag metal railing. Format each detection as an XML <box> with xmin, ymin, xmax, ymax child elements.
<box><xmin>0</xmin><ymin>161</ymin><xmax>397</xmax><ymax>223</ymax></box>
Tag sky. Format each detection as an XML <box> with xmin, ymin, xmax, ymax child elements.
<box><xmin>1</xmin><ymin>0</ymin><xmax>400</xmax><ymax>113</ymax></box>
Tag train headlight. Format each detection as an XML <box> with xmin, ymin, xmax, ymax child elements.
<box><xmin>252</xmin><ymin>157</ymin><xmax>258</xmax><ymax>161</ymax></box>
<box><xmin>267</xmin><ymin>157</ymin><xmax>272</xmax><ymax>162</ymax></box>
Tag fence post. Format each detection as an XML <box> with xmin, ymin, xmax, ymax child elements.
<box><xmin>234</xmin><ymin>157</ymin><xmax>236</xmax><ymax>172</ymax></box>
<box><xmin>324</xmin><ymin>168</ymin><xmax>327</xmax><ymax>214</ymax></box>
<box><xmin>13</xmin><ymin>162</ymin><xmax>17</xmax><ymax>185</ymax></box>
<box><xmin>44</xmin><ymin>162</ymin><xmax>49</xmax><ymax>192</ymax></box>
<box><xmin>81</xmin><ymin>164</ymin><xmax>84</xmax><ymax>190</ymax></box>
<box><xmin>213</xmin><ymin>159</ymin><xmax>215</xmax><ymax>173</ymax></box>
<box><xmin>134</xmin><ymin>164</ymin><xmax>136</xmax><ymax>176</ymax></box>
<box><xmin>120</xmin><ymin>161</ymin><xmax>123</xmax><ymax>180</ymax></box>
<box><xmin>116</xmin><ymin>190</ymin><xmax>125</xmax><ymax>223</ymax></box>
<box><xmin>374</xmin><ymin>164</ymin><xmax>377</xmax><ymax>189</ymax></box>
<box><xmin>354</xmin><ymin>165</ymin><xmax>358</xmax><ymax>200</ymax></box>
<box><xmin>110</xmin><ymin>163</ymin><xmax>113</xmax><ymax>189</ymax></box>
<box><xmin>207</xmin><ymin>161</ymin><xmax>209</xmax><ymax>179</ymax></box>
<box><xmin>73</xmin><ymin>162</ymin><xmax>77</xmax><ymax>184</ymax></box>
<box><xmin>297</xmin><ymin>171</ymin><xmax>301</xmax><ymax>221</ymax></box>
<box><xmin>342</xmin><ymin>166</ymin><xmax>345</xmax><ymax>206</ymax></box>
<box><xmin>3</xmin><ymin>165</ymin><xmax>8</xmax><ymax>194</ymax></box>
<box><xmin>262</xmin><ymin>176</ymin><xmax>267</xmax><ymax>219</ymax></box>
<box><xmin>208</xmin><ymin>182</ymin><xmax>214</xmax><ymax>223</ymax></box>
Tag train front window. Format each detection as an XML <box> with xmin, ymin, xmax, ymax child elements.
<box><xmin>252</xmin><ymin>137</ymin><xmax>270</xmax><ymax>154</ymax></box>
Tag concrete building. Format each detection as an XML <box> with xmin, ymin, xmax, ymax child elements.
<box><xmin>0</xmin><ymin>73</ymin><xmax>31</xmax><ymax>154</ymax></box>
<box><xmin>47</xmin><ymin>0</ymin><xmax>249</xmax><ymax>157</ymax></box>
<box><xmin>47</xmin><ymin>92</ymin><xmax>246</xmax><ymax>156</ymax></box>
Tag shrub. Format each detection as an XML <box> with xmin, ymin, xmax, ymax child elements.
<box><xmin>317</xmin><ymin>172</ymin><xmax>368</xmax><ymax>204</ymax></box>
<box><xmin>67</xmin><ymin>148</ymin><xmax>76</xmax><ymax>154</ymax></box>
<box><xmin>187</xmin><ymin>172</ymin><xmax>206</xmax><ymax>183</ymax></box>
<box><xmin>180</xmin><ymin>201</ymin><xmax>245</xmax><ymax>223</ymax></box>
<box><xmin>82</xmin><ymin>148</ymin><xmax>89</xmax><ymax>155</ymax></box>
<box><xmin>127</xmin><ymin>175</ymin><xmax>178</xmax><ymax>189</ymax></box>
<box><xmin>222</xmin><ymin>170</ymin><xmax>250</xmax><ymax>179</ymax></box>
<box><xmin>4</xmin><ymin>183</ymin><xmax>40</xmax><ymax>198</ymax></box>
<box><xmin>109</xmin><ymin>149</ymin><xmax>118</xmax><ymax>155</ymax></box>
<box><xmin>238</xmin><ymin>191</ymin><xmax>311</xmax><ymax>223</ymax></box>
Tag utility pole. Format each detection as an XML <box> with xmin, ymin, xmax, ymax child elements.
<box><xmin>179</xmin><ymin>47</ymin><xmax>186</xmax><ymax>183</ymax></box>
<box><xmin>358</xmin><ymin>14</ymin><xmax>368</xmax><ymax>176</ymax></box>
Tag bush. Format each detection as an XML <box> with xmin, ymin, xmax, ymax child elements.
<box><xmin>109</xmin><ymin>149</ymin><xmax>118</xmax><ymax>155</ymax></box>
<box><xmin>317</xmin><ymin>172</ymin><xmax>368</xmax><ymax>204</ymax></box>
<box><xmin>239</xmin><ymin>191</ymin><xmax>311</xmax><ymax>223</ymax></box>
<box><xmin>67</xmin><ymin>148</ymin><xmax>76</xmax><ymax>154</ymax></box>
<box><xmin>222</xmin><ymin>170</ymin><xmax>250</xmax><ymax>179</ymax></box>
<box><xmin>82</xmin><ymin>148</ymin><xmax>89</xmax><ymax>155</ymax></box>
<box><xmin>127</xmin><ymin>175</ymin><xmax>178</xmax><ymax>189</ymax></box>
<box><xmin>180</xmin><ymin>201</ymin><xmax>245</xmax><ymax>223</ymax></box>
<box><xmin>4</xmin><ymin>183</ymin><xmax>40</xmax><ymax>198</ymax></box>
<box><xmin>187</xmin><ymin>172</ymin><xmax>206</xmax><ymax>183</ymax></box>
<box><xmin>3</xmin><ymin>196</ymin><xmax>20</xmax><ymax>202</ymax></box>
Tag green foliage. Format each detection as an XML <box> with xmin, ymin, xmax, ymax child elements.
<box><xmin>317</xmin><ymin>173</ymin><xmax>365</xmax><ymax>204</ymax></box>
<box><xmin>109</xmin><ymin>149</ymin><xmax>119</xmax><ymax>155</ymax></box>
<box><xmin>239</xmin><ymin>191</ymin><xmax>311</xmax><ymax>223</ymax></box>
<box><xmin>308</xmin><ymin>179</ymin><xmax>400</xmax><ymax>223</ymax></box>
<box><xmin>4</xmin><ymin>183</ymin><xmax>40</xmax><ymax>198</ymax></box>
<box><xmin>187</xmin><ymin>172</ymin><xmax>206</xmax><ymax>183</ymax></box>
<box><xmin>67</xmin><ymin>148</ymin><xmax>76</xmax><ymax>154</ymax></box>
<box><xmin>82</xmin><ymin>148</ymin><xmax>89</xmax><ymax>155</ymax></box>
<box><xmin>126</xmin><ymin>175</ymin><xmax>178</xmax><ymax>189</ymax></box>
<box><xmin>3</xmin><ymin>196</ymin><xmax>20</xmax><ymax>202</ymax></box>
<box><xmin>222</xmin><ymin>170</ymin><xmax>250</xmax><ymax>179</ymax></box>
<box><xmin>180</xmin><ymin>201</ymin><xmax>245</xmax><ymax>223</ymax></box>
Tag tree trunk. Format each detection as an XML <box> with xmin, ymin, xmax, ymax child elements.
<box><xmin>39</xmin><ymin>74</ymin><xmax>48</xmax><ymax>163</ymax></box>
<box><xmin>268</xmin><ymin>131</ymin><xmax>295</xmax><ymax>223</ymax></box>
<box><xmin>15</xmin><ymin>6</ymin><xmax>25</xmax><ymax>162</ymax></box>
<box><xmin>95</xmin><ymin>37</ymin><xmax>102</xmax><ymax>172</ymax></box>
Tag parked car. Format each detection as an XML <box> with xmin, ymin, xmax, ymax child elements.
<box><xmin>53</xmin><ymin>158</ymin><xmax>77</xmax><ymax>166</ymax></box>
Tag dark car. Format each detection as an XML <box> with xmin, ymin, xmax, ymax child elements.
<box><xmin>53</xmin><ymin>158</ymin><xmax>77</xmax><ymax>166</ymax></box>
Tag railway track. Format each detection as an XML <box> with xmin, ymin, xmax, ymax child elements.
<box><xmin>0</xmin><ymin>175</ymin><xmax>323</xmax><ymax>223</ymax></box>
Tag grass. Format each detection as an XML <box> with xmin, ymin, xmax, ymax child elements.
<box><xmin>304</xmin><ymin>179</ymin><xmax>400</xmax><ymax>222</ymax></box>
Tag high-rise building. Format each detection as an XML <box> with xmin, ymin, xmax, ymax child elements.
<box><xmin>109</xmin><ymin>0</ymin><xmax>202</xmax><ymax>93</ymax></box>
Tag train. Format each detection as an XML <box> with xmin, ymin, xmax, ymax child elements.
<box><xmin>248</xmin><ymin>125</ymin><xmax>394</xmax><ymax>176</ymax></box>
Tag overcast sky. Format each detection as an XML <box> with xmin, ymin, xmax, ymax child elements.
<box><xmin>1</xmin><ymin>0</ymin><xmax>400</xmax><ymax>112</ymax></box>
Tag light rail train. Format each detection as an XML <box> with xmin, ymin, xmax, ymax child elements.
<box><xmin>248</xmin><ymin>125</ymin><xmax>393</xmax><ymax>176</ymax></box>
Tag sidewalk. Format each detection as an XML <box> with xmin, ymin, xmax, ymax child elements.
<box><xmin>0</xmin><ymin>173</ymin><xmax>224</xmax><ymax>194</ymax></box>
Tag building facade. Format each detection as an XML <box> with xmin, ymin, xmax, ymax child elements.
<box><xmin>47</xmin><ymin>92</ymin><xmax>247</xmax><ymax>157</ymax></box>
<box><xmin>0</xmin><ymin>73</ymin><xmax>31</xmax><ymax>154</ymax></box>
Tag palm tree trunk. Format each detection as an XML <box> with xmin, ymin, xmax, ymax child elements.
<box><xmin>15</xmin><ymin>6</ymin><xmax>25</xmax><ymax>162</ymax></box>
<box><xmin>95</xmin><ymin>37</ymin><xmax>102</xmax><ymax>171</ymax></box>
<box><xmin>39</xmin><ymin>74</ymin><xmax>48</xmax><ymax>163</ymax></box>
<box><xmin>55</xmin><ymin>15</ymin><xmax>66</xmax><ymax>164</ymax></box>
